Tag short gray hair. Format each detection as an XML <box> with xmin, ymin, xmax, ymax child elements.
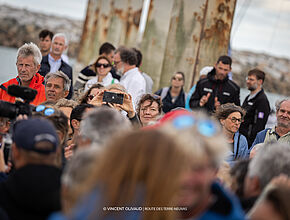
<box><xmin>275</xmin><ymin>98</ymin><xmax>290</xmax><ymax>111</ymax></box>
<box><xmin>44</xmin><ymin>71</ymin><xmax>71</xmax><ymax>91</ymax></box>
<box><xmin>55</xmin><ymin>98</ymin><xmax>78</xmax><ymax>109</ymax></box>
<box><xmin>80</xmin><ymin>107</ymin><xmax>131</xmax><ymax>147</ymax></box>
<box><xmin>17</xmin><ymin>42</ymin><xmax>42</xmax><ymax>66</ymax></box>
<box><xmin>62</xmin><ymin>147</ymin><xmax>100</xmax><ymax>188</ymax></box>
<box><xmin>248</xmin><ymin>143</ymin><xmax>290</xmax><ymax>190</ymax></box>
<box><xmin>52</xmin><ymin>33</ymin><xmax>68</xmax><ymax>46</ymax></box>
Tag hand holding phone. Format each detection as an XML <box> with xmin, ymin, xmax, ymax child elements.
<box><xmin>102</xmin><ymin>91</ymin><xmax>124</xmax><ymax>105</ymax></box>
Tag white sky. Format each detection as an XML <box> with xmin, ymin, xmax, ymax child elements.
<box><xmin>1</xmin><ymin>0</ymin><xmax>290</xmax><ymax>59</ymax></box>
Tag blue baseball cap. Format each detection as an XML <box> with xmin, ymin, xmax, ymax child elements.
<box><xmin>13</xmin><ymin>118</ymin><xmax>59</xmax><ymax>154</ymax></box>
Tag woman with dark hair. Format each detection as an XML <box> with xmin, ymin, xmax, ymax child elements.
<box><xmin>155</xmin><ymin>71</ymin><xmax>186</xmax><ymax>113</ymax></box>
<box><xmin>85</xmin><ymin>56</ymin><xmax>118</xmax><ymax>90</ymax></box>
<box><xmin>79</xmin><ymin>83</ymin><xmax>104</xmax><ymax>105</ymax></box>
<box><xmin>215</xmin><ymin>103</ymin><xmax>249</xmax><ymax>164</ymax></box>
<box><xmin>137</xmin><ymin>94</ymin><xmax>163</xmax><ymax>127</ymax></box>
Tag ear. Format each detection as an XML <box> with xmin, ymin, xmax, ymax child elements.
<box><xmin>63</xmin><ymin>90</ymin><xmax>69</xmax><ymax>98</ymax></box>
<box><xmin>248</xmin><ymin>176</ymin><xmax>262</xmax><ymax>196</ymax></box>
<box><xmin>36</xmin><ymin>64</ymin><xmax>41</xmax><ymax>73</ymax></box>
<box><xmin>220</xmin><ymin>119</ymin><xmax>225</xmax><ymax>126</ymax></box>
<box><xmin>71</xmin><ymin>119</ymin><xmax>80</xmax><ymax>130</ymax></box>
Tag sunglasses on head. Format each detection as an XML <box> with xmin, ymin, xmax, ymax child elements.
<box><xmin>96</xmin><ymin>63</ymin><xmax>111</xmax><ymax>68</ymax></box>
<box><xmin>35</xmin><ymin>105</ymin><xmax>55</xmax><ymax>116</ymax></box>
<box><xmin>172</xmin><ymin>115</ymin><xmax>218</xmax><ymax>137</ymax></box>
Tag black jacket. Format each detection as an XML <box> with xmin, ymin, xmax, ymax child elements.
<box><xmin>0</xmin><ymin>164</ymin><xmax>62</xmax><ymax>220</ymax></box>
<box><xmin>155</xmin><ymin>87</ymin><xmax>186</xmax><ymax>113</ymax></box>
<box><xmin>189</xmin><ymin>68</ymin><xmax>240</xmax><ymax>113</ymax></box>
<box><xmin>239</xmin><ymin>89</ymin><xmax>270</xmax><ymax>147</ymax></box>
<box><xmin>39</xmin><ymin>55</ymin><xmax>73</xmax><ymax>99</ymax></box>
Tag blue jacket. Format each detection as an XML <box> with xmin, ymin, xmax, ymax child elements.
<box><xmin>226</xmin><ymin>132</ymin><xmax>249</xmax><ymax>166</ymax></box>
<box><xmin>39</xmin><ymin>55</ymin><xmax>73</xmax><ymax>99</ymax></box>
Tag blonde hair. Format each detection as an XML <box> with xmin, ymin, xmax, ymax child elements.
<box><xmin>75</xmin><ymin>129</ymin><xmax>192</xmax><ymax>220</ymax></box>
<box><xmin>106</xmin><ymin>83</ymin><xmax>127</xmax><ymax>93</ymax></box>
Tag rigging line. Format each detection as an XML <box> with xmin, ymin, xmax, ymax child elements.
<box><xmin>268</xmin><ymin>0</ymin><xmax>283</xmax><ymax>53</ymax></box>
<box><xmin>230</xmin><ymin>0</ymin><xmax>251</xmax><ymax>46</ymax></box>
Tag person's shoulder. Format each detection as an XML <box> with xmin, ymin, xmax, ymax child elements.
<box><xmin>1</xmin><ymin>77</ymin><xmax>18</xmax><ymax>87</ymax></box>
<box><xmin>226</xmin><ymin>79</ymin><xmax>240</xmax><ymax>91</ymax></box>
<box><xmin>257</xmin><ymin>128</ymin><xmax>271</xmax><ymax>136</ymax></box>
<box><xmin>41</xmin><ymin>55</ymin><xmax>49</xmax><ymax>63</ymax></box>
<box><xmin>61</xmin><ymin>60</ymin><xmax>72</xmax><ymax>69</ymax></box>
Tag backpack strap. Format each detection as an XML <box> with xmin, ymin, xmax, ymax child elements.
<box><xmin>235</xmin><ymin>133</ymin><xmax>241</xmax><ymax>160</ymax></box>
<box><xmin>160</xmin><ymin>87</ymin><xmax>169</xmax><ymax>100</ymax></box>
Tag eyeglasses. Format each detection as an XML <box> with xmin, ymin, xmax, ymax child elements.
<box><xmin>228</xmin><ymin>117</ymin><xmax>243</xmax><ymax>124</ymax></box>
<box><xmin>35</xmin><ymin>105</ymin><xmax>55</xmax><ymax>116</ymax></box>
<box><xmin>87</xmin><ymin>94</ymin><xmax>95</xmax><ymax>101</ymax></box>
<box><xmin>96</xmin><ymin>63</ymin><xmax>110</xmax><ymax>68</ymax></box>
<box><xmin>172</xmin><ymin>77</ymin><xmax>183</xmax><ymax>81</ymax></box>
<box><xmin>113</xmin><ymin>60</ymin><xmax>122</xmax><ymax>65</ymax></box>
<box><xmin>172</xmin><ymin>114</ymin><xmax>218</xmax><ymax>137</ymax></box>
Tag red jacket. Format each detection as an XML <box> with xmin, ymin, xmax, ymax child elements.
<box><xmin>0</xmin><ymin>73</ymin><xmax>46</xmax><ymax>106</ymax></box>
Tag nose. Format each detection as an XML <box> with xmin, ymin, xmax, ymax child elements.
<box><xmin>144</xmin><ymin>108</ymin><xmax>151</xmax><ymax>114</ymax></box>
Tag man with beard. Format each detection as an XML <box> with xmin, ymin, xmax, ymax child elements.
<box><xmin>113</xmin><ymin>46</ymin><xmax>146</xmax><ymax>109</ymax></box>
<box><xmin>189</xmin><ymin>55</ymin><xmax>240</xmax><ymax>113</ymax></box>
<box><xmin>251</xmin><ymin>98</ymin><xmax>290</xmax><ymax>147</ymax></box>
<box><xmin>239</xmin><ymin>69</ymin><xmax>270</xmax><ymax>147</ymax></box>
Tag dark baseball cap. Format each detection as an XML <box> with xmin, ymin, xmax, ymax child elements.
<box><xmin>13</xmin><ymin>118</ymin><xmax>59</xmax><ymax>154</ymax></box>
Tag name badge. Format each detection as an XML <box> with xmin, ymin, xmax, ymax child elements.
<box><xmin>203</xmin><ymin>88</ymin><xmax>212</xmax><ymax>93</ymax></box>
<box><xmin>223</xmin><ymin>92</ymin><xmax>230</xmax><ymax>96</ymax></box>
<box><xmin>248</xmin><ymin>102</ymin><xmax>253</xmax><ymax>106</ymax></box>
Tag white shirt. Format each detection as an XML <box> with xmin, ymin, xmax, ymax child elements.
<box><xmin>48</xmin><ymin>54</ymin><xmax>61</xmax><ymax>73</ymax></box>
<box><xmin>84</xmin><ymin>72</ymin><xmax>119</xmax><ymax>91</ymax></box>
<box><xmin>120</xmin><ymin>67</ymin><xmax>146</xmax><ymax>109</ymax></box>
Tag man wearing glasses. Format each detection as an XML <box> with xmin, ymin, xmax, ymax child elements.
<box><xmin>113</xmin><ymin>47</ymin><xmax>146</xmax><ymax>109</ymax></box>
<box><xmin>189</xmin><ymin>55</ymin><xmax>240</xmax><ymax>113</ymax></box>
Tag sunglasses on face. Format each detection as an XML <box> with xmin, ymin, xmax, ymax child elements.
<box><xmin>87</xmin><ymin>94</ymin><xmax>95</xmax><ymax>101</ymax></box>
<box><xmin>96</xmin><ymin>63</ymin><xmax>111</xmax><ymax>68</ymax></box>
<box><xmin>172</xmin><ymin>76</ymin><xmax>183</xmax><ymax>81</ymax></box>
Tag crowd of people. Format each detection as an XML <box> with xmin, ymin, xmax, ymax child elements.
<box><xmin>0</xmin><ymin>29</ymin><xmax>289</xmax><ymax>220</ymax></box>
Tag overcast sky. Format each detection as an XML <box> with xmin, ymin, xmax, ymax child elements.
<box><xmin>1</xmin><ymin>0</ymin><xmax>290</xmax><ymax>59</ymax></box>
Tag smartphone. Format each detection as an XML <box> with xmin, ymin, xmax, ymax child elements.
<box><xmin>102</xmin><ymin>91</ymin><xmax>124</xmax><ymax>105</ymax></box>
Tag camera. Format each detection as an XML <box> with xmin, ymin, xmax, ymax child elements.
<box><xmin>0</xmin><ymin>85</ymin><xmax>37</xmax><ymax>119</ymax></box>
<box><xmin>102</xmin><ymin>91</ymin><xmax>124</xmax><ymax>105</ymax></box>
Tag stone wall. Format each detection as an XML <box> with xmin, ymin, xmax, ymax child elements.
<box><xmin>0</xmin><ymin>5</ymin><xmax>83</xmax><ymax>58</ymax></box>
